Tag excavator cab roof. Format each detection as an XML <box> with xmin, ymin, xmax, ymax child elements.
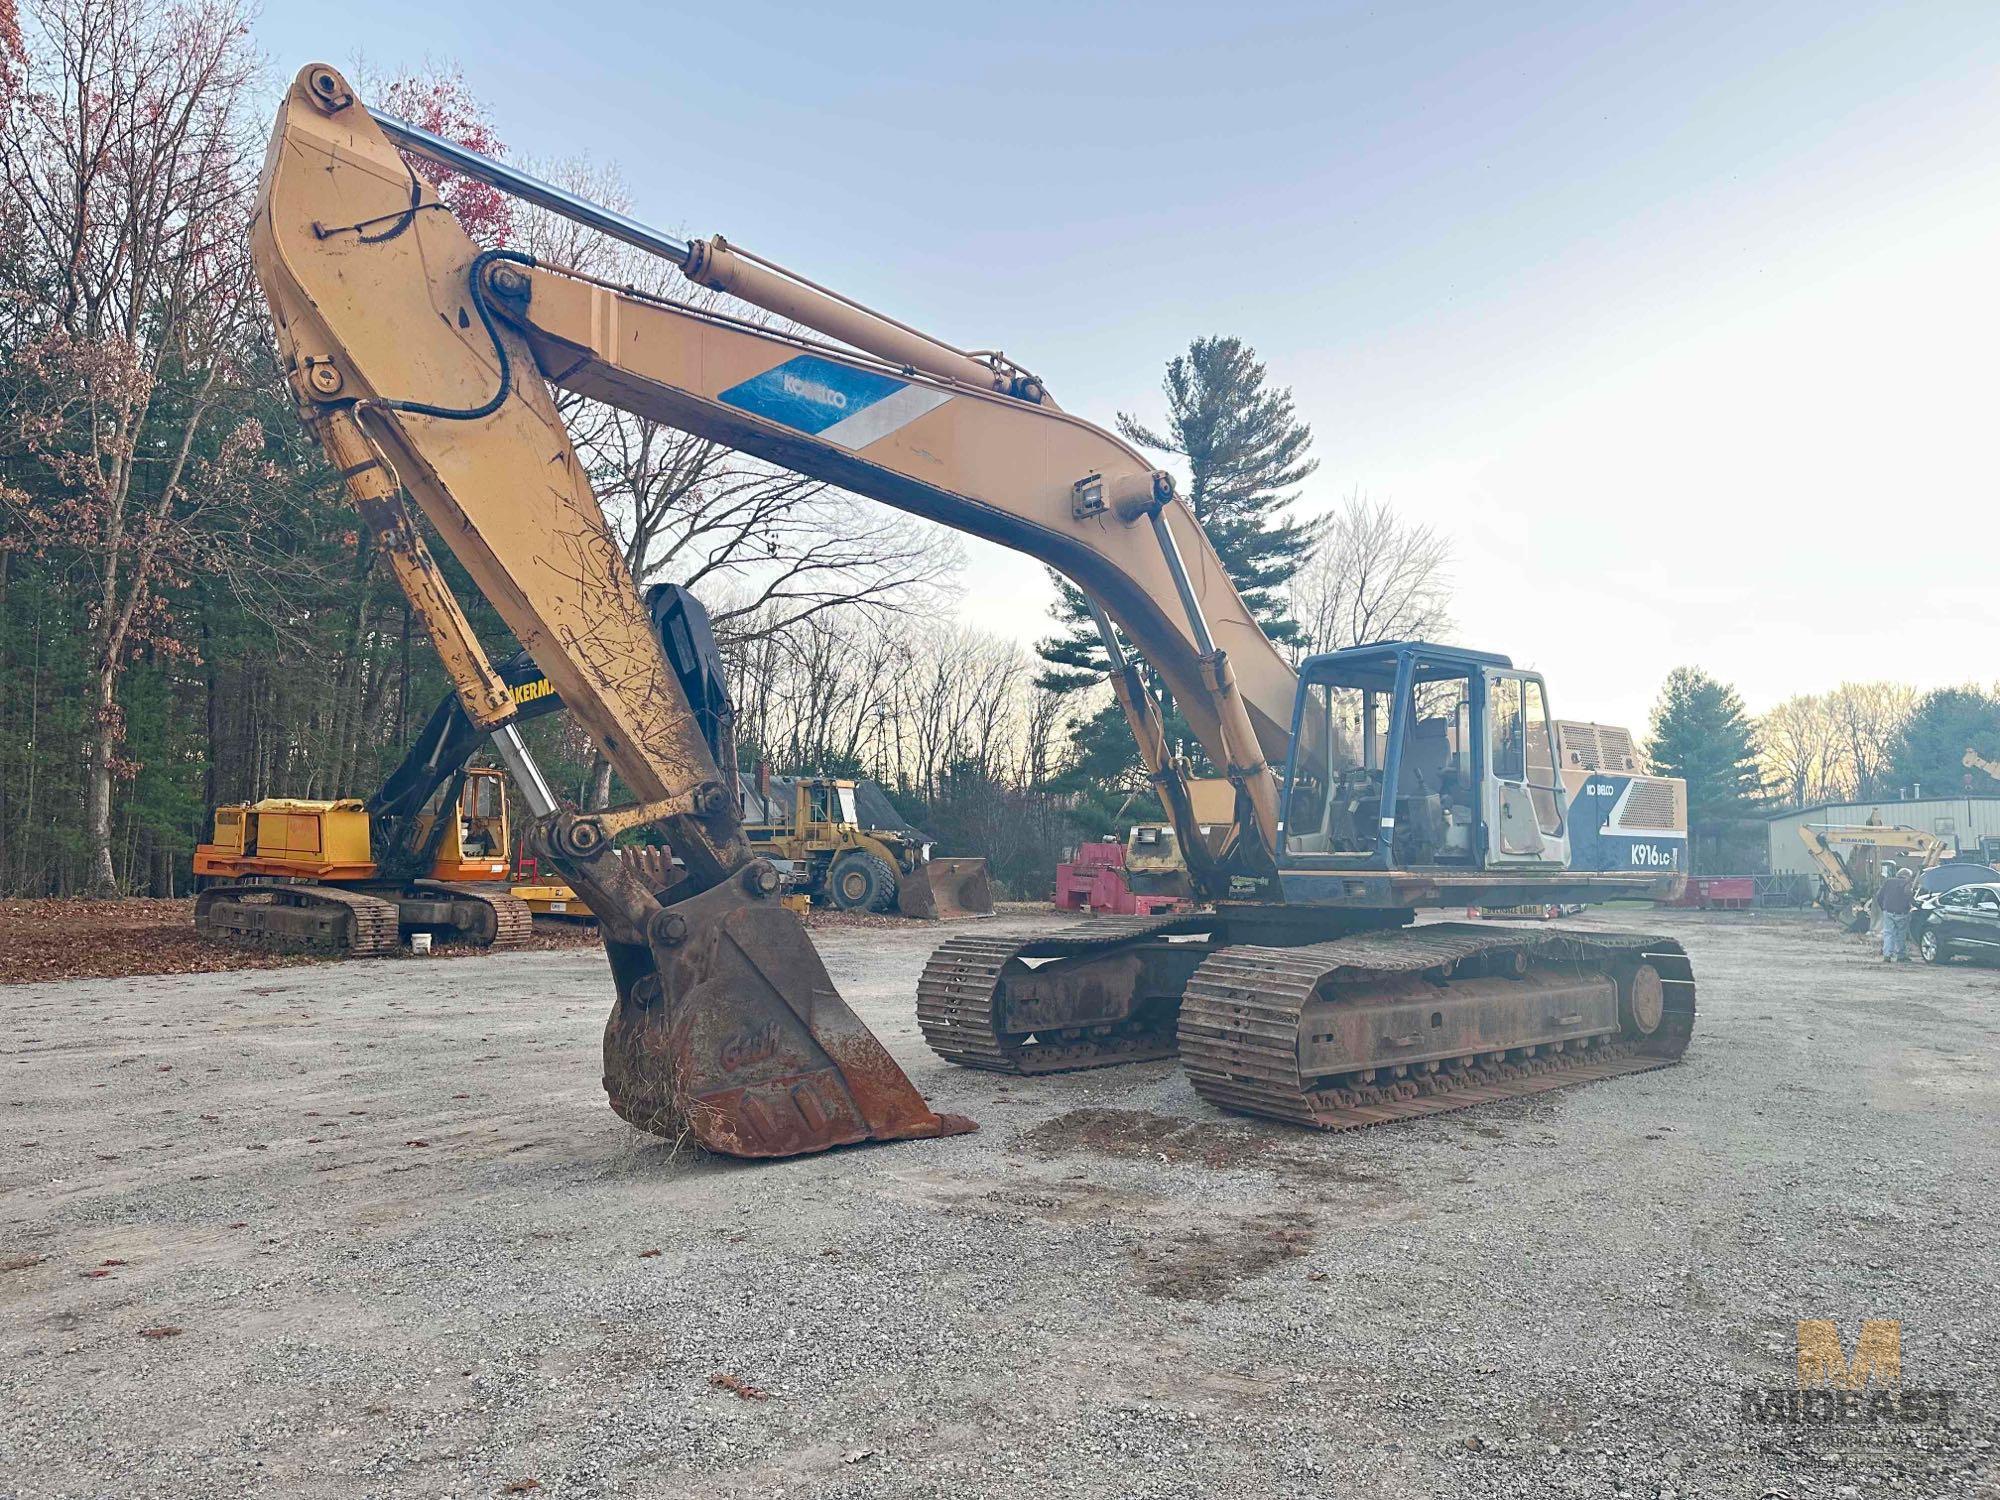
<box><xmin>1297</xmin><ymin>640</ymin><xmax>1514</xmax><ymax>690</ymax></box>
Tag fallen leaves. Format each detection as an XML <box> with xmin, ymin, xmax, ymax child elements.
<box><xmin>0</xmin><ymin>897</ymin><xmax>600</xmax><ymax>985</ymax></box>
<box><xmin>404</xmin><ymin>1139</ymin><xmax>430</xmax><ymax>1148</ymax></box>
<box><xmin>2</xmin><ymin>1254</ymin><xmax>48</xmax><ymax>1273</ymax></box>
<box><xmin>0</xmin><ymin>898</ymin><xmax>314</xmax><ymax>983</ymax></box>
<box><xmin>138</xmin><ymin>1326</ymin><xmax>183</xmax><ymax>1339</ymax></box>
<box><xmin>498</xmin><ymin>1482</ymin><xmax>541</xmax><ymax>1495</ymax></box>
<box><xmin>637</xmin><ymin>1249</ymin><xmax>662</xmax><ymax>1259</ymax></box>
<box><xmin>709</xmin><ymin>1372</ymin><xmax>770</xmax><ymax>1401</ymax></box>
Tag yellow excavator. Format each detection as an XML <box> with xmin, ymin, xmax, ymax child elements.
<box><xmin>191</xmin><ymin>646</ymin><xmax>572</xmax><ymax>954</ymax></box>
<box><xmin>1795</xmin><ymin>817</ymin><xmax>1952</xmax><ymax>931</ymax></box>
<box><xmin>248</xmin><ymin>65</ymin><xmax>1694</xmax><ymax>1159</ymax></box>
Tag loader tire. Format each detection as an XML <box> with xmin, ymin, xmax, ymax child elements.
<box><xmin>829</xmin><ymin>852</ymin><xmax>898</xmax><ymax>913</ymax></box>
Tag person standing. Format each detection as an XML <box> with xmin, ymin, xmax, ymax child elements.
<box><xmin>1878</xmin><ymin>866</ymin><xmax>1915</xmax><ymax>962</ymax></box>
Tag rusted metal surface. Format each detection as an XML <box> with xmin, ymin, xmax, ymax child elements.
<box><xmin>1178</xmin><ymin>924</ymin><xmax>1696</xmax><ymax>1129</ymax></box>
<box><xmin>898</xmin><ymin>857</ymin><xmax>995</xmax><ymax>921</ymax></box>
<box><xmin>916</xmin><ymin>913</ymin><xmax>1223</xmax><ymax>1073</ymax></box>
<box><xmin>603</xmin><ymin>864</ymin><xmax>975</xmax><ymax>1158</ymax></box>
<box><xmin>617</xmin><ymin>846</ymin><xmax>685</xmax><ymax>900</ymax></box>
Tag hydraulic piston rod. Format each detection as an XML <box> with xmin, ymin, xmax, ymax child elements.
<box><xmin>369</xmin><ymin>108</ymin><xmax>1033</xmax><ymax>400</ymax></box>
<box><xmin>370</xmin><ymin>109</ymin><xmax>695</xmax><ymax>266</ymax></box>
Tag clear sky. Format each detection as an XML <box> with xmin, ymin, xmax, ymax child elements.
<box><xmin>255</xmin><ymin>0</ymin><xmax>2000</xmax><ymax>734</ymax></box>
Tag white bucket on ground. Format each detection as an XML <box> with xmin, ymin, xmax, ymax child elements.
<box><xmin>409</xmin><ymin>932</ymin><xmax>432</xmax><ymax>955</ymax></box>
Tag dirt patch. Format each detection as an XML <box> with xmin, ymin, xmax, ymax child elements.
<box><xmin>1016</xmin><ymin>1106</ymin><xmax>1392</xmax><ymax>1186</ymax></box>
<box><xmin>1133</xmin><ymin>1209</ymin><xmax>1317</xmax><ymax>1302</ymax></box>
<box><xmin>0</xmin><ymin>897</ymin><xmax>600</xmax><ymax>984</ymax></box>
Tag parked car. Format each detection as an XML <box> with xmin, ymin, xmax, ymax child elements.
<box><xmin>1912</xmin><ymin>881</ymin><xmax>2000</xmax><ymax>964</ymax></box>
<box><xmin>1917</xmin><ymin>861</ymin><xmax>2000</xmax><ymax>897</ymax></box>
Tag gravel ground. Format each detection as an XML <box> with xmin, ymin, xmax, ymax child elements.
<box><xmin>1</xmin><ymin>907</ymin><xmax>1995</xmax><ymax>1499</ymax></box>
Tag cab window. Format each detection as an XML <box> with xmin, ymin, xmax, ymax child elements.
<box><xmin>1490</xmin><ymin>677</ymin><xmax>1524</xmax><ymax>782</ymax></box>
<box><xmin>1283</xmin><ymin>683</ymin><xmax>1372</xmax><ymax>854</ymax></box>
<box><xmin>1522</xmin><ymin>677</ymin><xmax>1563</xmax><ymax>837</ymax></box>
<box><xmin>473</xmin><ymin>777</ymin><xmax>502</xmax><ymax>819</ymax></box>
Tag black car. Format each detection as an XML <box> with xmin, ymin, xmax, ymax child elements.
<box><xmin>1913</xmin><ymin>881</ymin><xmax>2000</xmax><ymax>964</ymax></box>
<box><xmin>1918</xmin><ymin>861</ymin><xmax>2000</xmax><ymax>897</ymax></box>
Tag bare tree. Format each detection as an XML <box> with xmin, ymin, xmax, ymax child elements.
<box><xmin>497</xmin><ymin>149</ymin><xmax>960</xmax><ymax>803</ymax></box>
<box><xmin>1827</xmin><ymin>681</ymin><xmax>1915</xmax><ymax>801</ymax></box>
<box><xmin>1755</xmin><ymin>682</ymin><xmax>1915</xmax><ymax>807</ymax></box>
<box><xmin>1289</xmin><ymin>492</ymin><xmax>1453</xmax><ymax>659</ymax></box>
<box><xmin>1757</xmin><ymin>693</ymin><xmax>1840</xmax><ymax>808</ymax></box>
<box><xmin>0</xmin><ymin>0</ymin><xmax>263</xmax><ymax>893</ymax></box>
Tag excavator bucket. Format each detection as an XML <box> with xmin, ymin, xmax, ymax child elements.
<box><xmin>898</xmin><ymin>857</ymin><xmax>996</xmax><ymax>920</ymax></box>
<box><xmin>603</xmin><ymin>869</ymin><xmax>977</xmax><ymax>1157</ymax></box>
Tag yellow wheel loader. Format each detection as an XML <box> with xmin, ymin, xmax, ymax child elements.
<box><xmin>742</xmin><ymin>777</ymin><xmax>994</xmax><ymax>918</ymax></box>
<box><xmin>245</xmin><ymin>65</ymin><xmax>1694</xmax><ymax>1158</ymax></box>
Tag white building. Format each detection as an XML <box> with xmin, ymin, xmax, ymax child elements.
<box><xmin>1765</xmin><ymin>795</ymin><xmax>2000</xmax><ymax>875</ymax></box>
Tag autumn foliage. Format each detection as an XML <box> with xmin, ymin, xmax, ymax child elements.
<box><xmin>373</xmin><ymin>66</ymin><xmax>515</xmax><ymax>247</ymax></box>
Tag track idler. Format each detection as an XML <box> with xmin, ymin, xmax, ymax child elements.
<box><xmin>594</xmin><ymin>856</ymin><xmax>976</xmax><ymax>1158</ymax></box>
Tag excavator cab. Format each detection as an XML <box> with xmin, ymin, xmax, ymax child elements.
<box><xmin>408</xmin><ymin>766</ymin><xmax>512</xmax><ymax>882</ymax></box>
<box><xmin>1279</xmin><ymin>643</ymin><xmax>1568</xmax><ymax>872</ymax></box>
<box><xmin>799</xmin><ymin>779</ymin><xmax>862</xmax><ymax>840</ymax></box>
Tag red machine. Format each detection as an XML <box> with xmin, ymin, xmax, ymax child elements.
<box><xmin>1667</xmin><ymin>876</ymin><xmax>1754</xmax><ymax>911</ymax></box>
<box><xmin>1054</xmin><ymin>842</ymin><xmax>1189</xmax><ymax>917</ymax></box>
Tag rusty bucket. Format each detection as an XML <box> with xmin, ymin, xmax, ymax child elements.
<box><xmin>898</xmin><ymin>856</ymin><xmax>995</xmax><ymax>920</ymax></box>
<box><xmin>603</xmin><ymin>867</ymin><xmax>977</xmax><ymax>1158</ymax></box>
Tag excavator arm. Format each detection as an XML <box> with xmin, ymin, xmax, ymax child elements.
<box><xmin>354</xmin><ymin>87</ymin><xmax>1298</xmax><ymax>885</ymax></box>
<box><xmin>254</xmin><ymin>66</ymin><xmax>987</xmax><ymax>1158</ymax></box>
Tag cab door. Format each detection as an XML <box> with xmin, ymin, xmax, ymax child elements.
<box><xmin>1481</xmin><ymin>671</ymin><xmax>1570</xmax><ymax>866</ymax></box>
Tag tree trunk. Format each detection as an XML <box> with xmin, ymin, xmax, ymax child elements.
<box><xmin>85</xmin><ymin>660</ymin><xmax>119</xmax><ymax>897</ymax></box>
<box><xmin>587</xmin><ymin>754</ymin><xmax>614</xmax><ymax>812</ymax></box>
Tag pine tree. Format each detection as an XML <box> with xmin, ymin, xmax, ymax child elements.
<box><xmin>1885</xmin><ymin>686</ymin><xmax>2000</xmax><ymax>794</ymax></box>
<box><xmin>1035</xmin><ymin>336</ymin><xmax>1318</xmax><ymax>692</ymax></box>
<box><xmin>1645</xmin><ymin>668</ymin><xmax>1765</xmax><ymax>826</ymax></box>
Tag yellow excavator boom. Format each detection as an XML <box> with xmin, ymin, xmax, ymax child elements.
<box><xmin>252</xmin><ymin>65</ymin><xmax>989</xmax><ymax>1157</ymax></box>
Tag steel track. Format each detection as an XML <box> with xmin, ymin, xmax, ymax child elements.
<box><xmin>1178</xmin><ymin>924</ymin><xmax>1696</xmax><ymax>1129</ymax></box>
<box><xmin>915</xmin><ymin>913</ymin><xmax>1218</xmax><ymax>1073</ymax></box>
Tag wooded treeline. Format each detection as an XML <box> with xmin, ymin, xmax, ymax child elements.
<box><xmin>4</xmin><ymin>3</ymin><xmax>1449</xmax><ymax>900</ymax></box>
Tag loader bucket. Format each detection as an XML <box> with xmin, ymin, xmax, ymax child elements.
<box><xmin>603</xmin><ymin>867</ymin><xmax>977</xmax><ymax>1158</ymax></box>
<box><xmin>898</xmin><ymin>857</ymin><xmax>995</xmax><ymax>920</ymax></box>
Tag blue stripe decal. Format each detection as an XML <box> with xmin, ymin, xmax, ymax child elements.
<box><xmin>718</xmin><ymin>355</ymin><xmax>911</xmax><ymax>437</ymax></box>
